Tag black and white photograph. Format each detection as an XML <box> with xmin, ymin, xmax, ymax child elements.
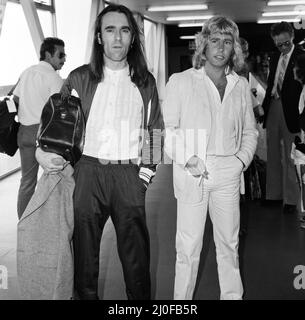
<box><xmin>0</xmin><ymin>0</ymin><xmax>305</xmax><ymax>308</ymax></box>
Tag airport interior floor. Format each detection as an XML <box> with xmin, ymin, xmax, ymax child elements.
<box><xmin>0</xmin><ymin>164</ymin><xmax>305</xmax><ymax>300</ymax></box>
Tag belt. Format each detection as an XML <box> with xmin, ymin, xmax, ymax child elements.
<box><xmin>81</xmin><ymin>155</ymin><xmax>138</xmax><ymax>165</ymax></box>
<box><xmin>105</xmin><ymin>159</ymin><xmax>138</xmax><ymax>165</ymax></box>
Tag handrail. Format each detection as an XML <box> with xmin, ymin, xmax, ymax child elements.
<box><xmin>0</xmin><ymin>167</ymin><xmax>20</xmax><ymax>181</ymax></box>
<box><xmin>0</xmin><ymin>85</ymin><xmax>14</xmax><ymax>97</ymax></box>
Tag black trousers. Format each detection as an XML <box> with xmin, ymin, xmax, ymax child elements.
<box><xmin>73</xmin><ymin>155</ymin><xmax>151</xmax><ymax>300</ymax></box>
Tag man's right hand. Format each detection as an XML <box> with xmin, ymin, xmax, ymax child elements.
<box><xmin>185</xmin><ymin>155</ymin><xmax>208</xmax><ymax>178</ymax></box>
<box><xmin>35</xmin><ymin>147</ymin><xmax>66</xmax><ymax>174</ymax></box>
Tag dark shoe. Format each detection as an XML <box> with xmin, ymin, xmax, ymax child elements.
<box><xmin>283</xmin><ymin>204</ymin><xmax>297</xmax><ymax>214</ymax></box>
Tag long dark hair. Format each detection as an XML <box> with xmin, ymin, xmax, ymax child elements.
<box><xmin>89</xmin><ymin>4</ymin><xmax>149</xmax><ymax>87</ymax></box>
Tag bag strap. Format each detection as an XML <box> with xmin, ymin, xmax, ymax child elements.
<box><xmin>7</xmin><ymin>79</ymin><xmax>20</xmax><ymax>96</ymax></box>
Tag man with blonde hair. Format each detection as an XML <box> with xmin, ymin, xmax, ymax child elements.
<box><xmin>163</xmin><ymin>16</ymin><xmax>258</xmax><ymax>300</ymax></box>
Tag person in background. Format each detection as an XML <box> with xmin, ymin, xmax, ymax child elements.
<box><xmin>162</xmin><ymin>16</ymin><xmax>258</xmax><ymax>300</ymax></box>
<box><xmin>237</xmin><ymin>37</ymin><xmax>264</xmax><ymax>237</ymax></box>
<box><xmin>261</xmin><ymin>22</ymin><xmax>304</xmax><ymax>214</ymax></box>
<box><xmin>238</xmin><ymin>37</ymin><xmax>264</xmax><ymax>121</ymax></box>
<box><xmin>35</xmin><ymin>4</ymin><xmax>163</xmax><ymax>300</ymax></box>
<box><xmin>292</xmin><ymin>53</ymin><xmax>305</xmax><ymax>228</ymax></box>
<box><xmin>13</xmin><ymin>37</ymin><xmax>66</xmax><ymax>219</ymax></box>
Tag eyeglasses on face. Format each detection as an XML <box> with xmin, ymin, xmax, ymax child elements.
<box><xmin>58</xmin><ymin>52</ymin><xmax>66</xmax><ymax>59</ymax></box>
<box><xmin>275</xmin><ymin>40</ymin><xmax>291</xmax><ymax>49</ymax></box>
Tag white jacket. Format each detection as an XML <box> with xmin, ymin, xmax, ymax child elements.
<box><xmin>162</xmin><ymin>67</ymin><xmax>258</xmax><ymax>204</ymax></box>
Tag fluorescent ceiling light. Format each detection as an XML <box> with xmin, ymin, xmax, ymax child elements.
<box><xmin>167</xmin><ymin>15</ymin><xmax>213</xmax><ymax>21</ymax></box>
<box><xmin>268</xmin><ymin>1</ymin><xmax>305</xmax><ymax>5</ymax></box>
<box><xmin>257</xmin><ymin>18</ymin><xmax>300</xmax><ymax>23</ymax></box>
<box><xmin>263</xmin><ymin>10</ymin><xmax>305</xmax><ymax>16</ymax></box>
<box><xmin>180</xmin><ymin>35</ymin><xmax>196</xmax><ymax>40</ymax></box>
<box><xmin>178</xmin><ymin>23</ymin><xmax>204</xmax><ymax>27</ymax></box>
<box><xmin>148</xmin><ymin>4</ymin><xmax>208</xmax><ymax>12</ymax></box>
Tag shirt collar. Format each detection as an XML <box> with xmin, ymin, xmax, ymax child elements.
<box><xmin>282</xmin><ymin>44</ymin><xmax>294</xmax><ymax>60</ymax></box>
<box><xmin>194</xmin><ymin>66</ymin><xmax>239</xmax><ymax>84</ymax></box>
<box><xmin>104</xmin><ymin>65</ymin><xmax>130</xmax><ymax>77</ymax></box>
<box><xmin>39</xmin><ymin>60</ymin><xmax>55</xmax><ymax>70</ymax></box>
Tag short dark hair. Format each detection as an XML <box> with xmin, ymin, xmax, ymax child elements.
<box><xmin>40</xmin><ymin>37</ymin><xmax>65</xmax><ymax>61</ymax></box>
<box><xmin>295</xmin><ymin>54</ymin><xmax>305</xmax><ymax>85</ymax></box>
<box><xmin>270</xmin><ymin>21</ymin><xmax>294</xmax><ymax>38</ymax></box>
<box><xmin>89</xmin><ymin>4</ymin><xmax>149</xmax><ymax>87</ymax></box>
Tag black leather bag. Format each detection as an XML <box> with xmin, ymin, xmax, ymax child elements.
<box><xmin>37</xmin><ymin>93</ymin><xmax>85</xmax><ymax>166</ymax></box>
<box><xmin>0</xmin><ymin>96</ymin><xmax>20</xmax><ymax>157</ymax></box>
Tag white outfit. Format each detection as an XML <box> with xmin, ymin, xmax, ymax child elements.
<box><xmin>13</xmin><ymin>61</ymin><xmax>63</xmax><ymax>125</ymax></box>
<box><xmin>162</xmin><ymin>67</ymin><xmax>258</xmax><ymax>300</ymax></box>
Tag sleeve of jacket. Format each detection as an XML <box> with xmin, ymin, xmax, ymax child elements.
<box><xmin>60</xmin><ymin>74</ymin><xmax>73</xmax><ymax>97</ymax></box>
<box><xmin>139</xmin><ymin>74</ymin><xmax>164</xmax><ymax>184</ymax></box>
<box><xmin>162</xmin><ymin>73</ymin><xmax>196</xmax><ymax>167</ymax></box>
<box><xmin>235</xmin><ymin>78</ymin><xmax>259</xmax><ymax>170</ymax></box>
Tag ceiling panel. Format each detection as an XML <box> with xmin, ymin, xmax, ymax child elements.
<box><xmin>117</xmin><ymin>0</ymin><xmax>271</xmax><ymax>23</ymax></box>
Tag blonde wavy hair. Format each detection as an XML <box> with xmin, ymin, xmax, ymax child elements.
<box><xmin>192</xmin><ymin>16</ymin><xmax>244</xmax><ymax>72</ymax></box>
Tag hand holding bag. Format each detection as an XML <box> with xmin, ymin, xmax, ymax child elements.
<box><xmin>37</xmin><ymin>93</ymin><xmax>85</xmax><ymax>166</ymax></box>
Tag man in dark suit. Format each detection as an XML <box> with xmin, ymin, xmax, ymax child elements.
<box><xmin>262</xmin><ymin>22</ymin><xmax>303</xmax><ymax>214</ymax></box>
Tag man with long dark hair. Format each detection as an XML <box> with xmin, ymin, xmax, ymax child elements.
<box><xmin>36</xmin><ymin>4</ymin><xmax>163</xmax><ymax>300</ymax></box>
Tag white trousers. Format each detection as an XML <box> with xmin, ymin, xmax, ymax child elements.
<box><xmin>174</xmin><ymin>155</ymin><xmax>244</xmax><ymax>300</ymax></box>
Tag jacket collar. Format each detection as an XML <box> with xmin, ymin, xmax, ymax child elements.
<box><xmin>192</xmin><ymin>66</ymin><xmax>240</xmax><ymax>102</ymax></box>
<box><xmin>192</xmin><ymin>66</ymin><xmax>239</xmax><ymax>84</ymax></box>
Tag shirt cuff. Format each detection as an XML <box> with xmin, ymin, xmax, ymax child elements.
<box><xmin>235</xmin><ymin>154</ymin><xmax>245</xmax><ymax>169</ymax></box>
<box><xmin>139</xmin><ymin>167</ymin><xmax>155</xmax><ymax>185</ymax></box>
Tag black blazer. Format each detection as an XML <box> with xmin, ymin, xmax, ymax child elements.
<box><xmin>262</xmin><ymin>45</ymin><xmax>304</xmax><ymax>133</ymax></box>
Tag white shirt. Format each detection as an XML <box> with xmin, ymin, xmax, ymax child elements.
<box><xmin>13</xmin><ymin>61</ymin><xmax>63</xmax><ymax>125</ymax></box>
<box><xmin>271</xmin><ymin>44</ymin><xmax>294</xmax><ymax>96</ymax></box>
<box><xmin>83</xmin><ymin>66</ymin><xmax>143</xmax><ymax>160</ymax></box>
<box><xmin>206</xmin><ymin>72</ymin><xmax>239</xmax><ymax>156</ymax></box>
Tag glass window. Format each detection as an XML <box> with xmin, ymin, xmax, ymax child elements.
<box><xmin>37</xmin><ymin>8</ymin><xmax>53</xmax><ymax>37</ymax></box>
<box><xmin>0</xmin><ymin>2</ymin><xmax>53</xmax><ymax>86</ymax></box>
<box><xmin>54</xmin><ymin>0</ymin><xmax>91</xmax><ymax>78</ymax></box>
<box><xmin>0</xmin><ymin>1</ymin><xmax>54</xmax><ymax>176</ymax></box>
<box><xmin>34</xmin><ymin>0</ymin><xmax>52</xmax><ymax>5</ymax></box>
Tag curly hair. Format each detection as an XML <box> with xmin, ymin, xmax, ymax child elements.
<box><xmin>192</xmin><ymin>16</ymin><xmax>244</xmax><ymax>72</ymax></box>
